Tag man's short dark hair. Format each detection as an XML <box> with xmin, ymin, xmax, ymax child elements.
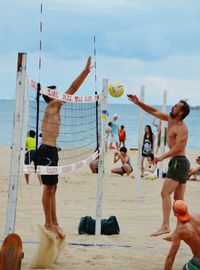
<box><xmin>180</xmin><ymin>100</ymin><xmax>190</xmax><ymax>120</ymax></box>
<box><xmin>29</xmin><ymin>130</ymin><xmax>36</xmax><ymax>138</ymax></box>
<box><xmin>42</xmin><ymin>85</ymin><xmax>57</xmax><ymax>103</ymax></box>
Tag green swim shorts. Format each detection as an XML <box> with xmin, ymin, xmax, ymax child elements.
<box><xmin>166</xmin><ymin>156</ymin><xmax>190</xmax><ymax>184</ymax></box>
<box><xmin>183</xmin><ymin>256</ymin><xmax>200</xmax><ymax>269</ymax></box>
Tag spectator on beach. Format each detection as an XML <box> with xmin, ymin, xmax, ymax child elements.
<box><xmin>24</xmin><ymin>130</ymin><xmax>37</xmax><ymax>184</ymax></box>
<box><xmin>105</xmin><ymin>121</ymin><xmax>112</xmax><ymax>153</ymax></box>
<box><xmin>164</xmin><ymin>200</ymin><xmax>200</xmax><ymax>270</ymax></box>
<box><xmin>141</xmin><ymin>125</ymin><xmax>155</xmax><ymax>176</ymax></box>
<box><xmin>89</xmin><ymin>157</ymin><xmax>99</xmax><ymax>174</ymax></box>
<box><xmin>128</xmin><ymin>94</ymin><xmax>190</xmax><ymax>237</ymax></box>
<box><xmin>119</xmin><ymin>125</ymin><xmax>126</xmax><ymax>148</ymax></box>
<box><xmin>188</xmin><ymin>156</ymin><xmax>200</xmax><ymax>181</ymax></box>
<box><xmin>109</xmin><ymin>114</ymin><xmax>119</xmax><ymax>150</ymax></box>
<box><xmin>143</xmin><ymin>153</ymin><xmax>157</xmax><ymax>179</ymax></box>
<box><xmin>153</xmin><ymin>118</ymin><xmax>167</xmax><ymax>154</ymax></box>
<box><xmin>111</xmin><ymin>146</ymin><xmax>133</xmax><ymax>176</ymax></box>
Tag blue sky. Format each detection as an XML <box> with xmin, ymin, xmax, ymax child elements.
<box><xmin>0</xmin><ymin>0</ymin><xmax>200</xmax><ymax>105</ymax></box>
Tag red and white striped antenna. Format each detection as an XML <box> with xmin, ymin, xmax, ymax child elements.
<box><xmin>38</xmin><ymin>3</ymin><xmax>43</xmax><ymax>83</ymax></box>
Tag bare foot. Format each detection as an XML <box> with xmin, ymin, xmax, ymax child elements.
<box><xmin>54</xmin><ymin>225</ymin><xmax>65</xmax><ymax>239</ymax></box>
<box><xmin>163</xmin><ymin>234</ymin><xmax>173</xmax><ymax>242</ymax></box>
<box><xmin>44</xmin><ymin>225</ymin><xmax>59</xmax><ymax>239</ymax></box>
<box><xmin>151</xmin><ymin>226</ymin><xmax>170</xmax><ymax>236</ymax></box>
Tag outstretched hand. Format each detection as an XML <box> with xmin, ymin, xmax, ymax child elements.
<box><xmin>153</xmin><ymin>156</ymin><xmax>163</xmax><ymax>164</ymax></box>
<box><xmin>85</xmin><ymin>56</ymin><xmax>93</xmax><ymax>73</ymax></box>
<box><xmin>127</xmin><ymin>94</ymin><xmax>139</xmax><ymax>105</ymax></box>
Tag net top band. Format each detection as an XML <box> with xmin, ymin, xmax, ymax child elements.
<box><xmin>30</xmin><ymin>80</ymin><xmax>101</xmax><ymax>103</ymax></box>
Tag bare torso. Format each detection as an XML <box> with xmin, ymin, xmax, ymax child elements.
<box><xmin>120</xmin><ymin>153</ymin><xmax>130</xmax><ymax>165</ymax></box>
<box><xmin>177</xmin><ymin>214</ymin><xmax>200</xmax><ymax>258</ymax></box>
<box><xmin>41</xmin><ymin>100</ymin><xmax>62</xmax><ymax>146</ymax></box>
<box><xmin>167</xmin><ymin>117</ymin><xmax>188</xmax><ymax>155</ymax></box>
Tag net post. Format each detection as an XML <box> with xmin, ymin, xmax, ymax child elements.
<box><xmin>136</xmin><ymin>85</ymin><xmax>145</xmax><ymax>198</ymax></box>
<box><xmin>5</xmin><ymin>52</ymin><xmax>27</xmax><ymax>236</ymax></box>
<box><xmin>35</xmin><ymin>83</ymin><xmax>41</xmax><ymax>171</ymax></box>
<box><xmin>158</xmin><ymin>90</ymin><xmax>167</xmax><ymax>180</ymax></box>
<box><xmin>20</xmin><ymin>76</ymin><xmax>29</xmax><ymax>172</ymax></box>
<box><xmin>95</xmin><ymin>79</ymin><xmax>108</xmax><ymax>235</ymax></box>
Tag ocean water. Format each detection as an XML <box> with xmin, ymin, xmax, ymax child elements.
<box><xmin>0</xmin><ymin>100</ymin><xmax>200</xmax><ymax>150</ymax></box>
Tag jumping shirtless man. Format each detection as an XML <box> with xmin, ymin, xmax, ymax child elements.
<box><xmin>127</xmin><ymin>94</ymin><xmax>190</xmax><ymax>236</ymax></box>
<box><xmin>164</xmin><ymin>200</ymin><xmax>200</xmax><ymax>270</ymax></box>
<box><xmin>37</xmin><ymin>56</ymin><xmax>92</xmax><ymax>239</ymax></box>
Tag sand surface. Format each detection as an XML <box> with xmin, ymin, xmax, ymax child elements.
<box><xmin>0</xmin><ymin>147</ymin><xmax>199</xmax><ymax>270</ymax></box>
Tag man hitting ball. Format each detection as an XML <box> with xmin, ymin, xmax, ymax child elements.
<box><xmin>128</xmin><ymin>94</ymin><xmax>190</xmax><ymax>236</ymax></box>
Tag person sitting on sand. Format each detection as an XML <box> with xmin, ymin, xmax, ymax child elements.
<box><xmin>89</xmin><ymin>157</ymin><xmax>99</xmax><ymax>174</ymax></box>
<box><xmin>164</xmin><ymin>200</ymin><xmax>200</xmax><ymax>270</ymax></box>
<box><xmin>143</xmin><ymin>153</ymin><xmax>157</xmax><ymax>179</ymax></box>
<box><xmin>188</xmin><ymin>156</ymin><xmax>200</xmax><ymax>181</ymax></box>
<box><xmin>111</xmin><ymin>146</ymin><xmax>133</xmax><ymax>176</ymax></box>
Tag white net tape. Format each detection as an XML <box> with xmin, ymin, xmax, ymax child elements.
<box><xmin>30</xmin><ymin>80</ymin><xmax>101</xmax><ymax>103</ymax></box>
<box><xmin>23</xmin><ymin>150</ymin><xmax>99</xmax><ymax>175</ymax></box>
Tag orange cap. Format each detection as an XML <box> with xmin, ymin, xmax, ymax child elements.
<box><xmin>173</xmin><ymin>200</ymin><xmax>190</xmax><ymax>222</ymax></box>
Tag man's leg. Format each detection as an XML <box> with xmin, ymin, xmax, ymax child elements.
<box><xmin>42</xmin><ymin>185</ymin><xmax>56</xmax><ymax>233</ymax></box>
<box><xmin>174</xmin><ymin>183</ymin><xmax>186</xmax><ymax>201</ymax></box>
<box><xmin>151</xmin><ymin>178</ymin><xmax>179</xmax><ymax>236</ymax></box>
<box><xmin>163</xmin><ymin>183</ymin><xmax>186</xmax><ymax>241</ymax></box>
<box><xmin>51</xmin><ymin>185</ymin><xmax>65</xmax><ymax>239</ymax></box>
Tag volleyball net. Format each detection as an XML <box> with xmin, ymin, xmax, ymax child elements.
<box><xmin>22</xmin><ymin>79</ymin><xmax>106</xmax><ymax>175</ymax></box>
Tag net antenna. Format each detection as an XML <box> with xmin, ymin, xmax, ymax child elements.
<box><xmin>93</xmin><ymin>35</ymin><xmax>99</xmax><ymax>152</ymax></box>
<box><xmin>35</xmin><ymin>3</ymin><xmax>43</xmax><ymax>171</ymax></box>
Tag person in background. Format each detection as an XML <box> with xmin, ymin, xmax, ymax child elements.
<box><xmin>89</xmin><ymin>157</ymin><xmax>99</xmax><ymax>174</ymax></box>
<box><xmin>153</xmin><ymin>118</ymin><xmax>167</xmax><ymax>155</ymax></box>
<box><xmin>24</xmin><ymin>130</ymin><xmax>37</xmax><ymax>184</ymax></box>
<box><xmin>188</xmin><ymin>156</ymin><xmax>200</xmax><ymax>181</ymax></box>
<box><xmin>153</xmin><ymin>118</ymin><xmax>161</xmax><ymax>154</ymax></box>
<box><xmin>119</xmin><ymin>125</ymin><xmax>126</xmax><ymax>148</ymax></box>
<box><xmin>111</xmin><ymin>146</ymin><xmax>133</xmax><ymax>176</ymax></box>
<box><xmin>143</xmin><ymin>153</ymin><xmax>157</xmax><ymax>179</ymax></box>
<box><xmin>109</xmin><ymin>114</ymin><xmax>119</xmax><ymax>150</ymax></box>
<box><xmin>164</xmin><ymin>200</ymin><xmax>200</xmax><ymax>270</ymax></box>
<box><xmin>105</xmin><ymin>121</ymin><xmax>112</xmax><ymax>153</ymax></box>
<box><xmin>141</xmin><ymin>125</ymin><xmax>155</xmax><ymax>176</ymax></box>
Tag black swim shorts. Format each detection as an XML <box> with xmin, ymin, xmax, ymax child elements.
<box><xmin>166</xmin><ymin>156</ymin><xmax>190</xmax><ymax>184</ymax></box>
<box><xmin>36</xmin><ymin>144</ymin><xmax>59</xmax><ymax>185</ymax></box>
<box><xmin>121</xmin><ymin>165</ymin><xmax>133</xmax><ymax>175</ymax></box>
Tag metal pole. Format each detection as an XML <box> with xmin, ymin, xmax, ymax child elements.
<box><xmin>95</xmin><ymin>79</ymin><xmax>108</xmax><ymax>235</ymax></box>
<box><xmin>136</xmin><ymin>86</ymin><xmax>145</xmax><ymax>198</ymax></box>
<box><xmin>5</xmin><ymin>52</ymin><xmax>27</xmax><ymax>235</ymax></box>
<box><xmin>159</xmin><ymin>90</ymin><xmax>167</xmax><ymax>180</ymax></box>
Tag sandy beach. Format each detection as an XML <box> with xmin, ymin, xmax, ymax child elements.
<box><xmin>0</xmin><ymin>147</ymin><xmax>199</xmax><ymax>270</ymax></box>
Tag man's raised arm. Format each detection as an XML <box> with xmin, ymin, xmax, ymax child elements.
<box><xmin>127</xmin><ymin>94</ymin><xmax>169</xmax><ymax>121</ymax></box>
<box><xmin>65</xmin><ymin>56</ymin><xmax>92</xmax><ymax>95</ymax></box>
